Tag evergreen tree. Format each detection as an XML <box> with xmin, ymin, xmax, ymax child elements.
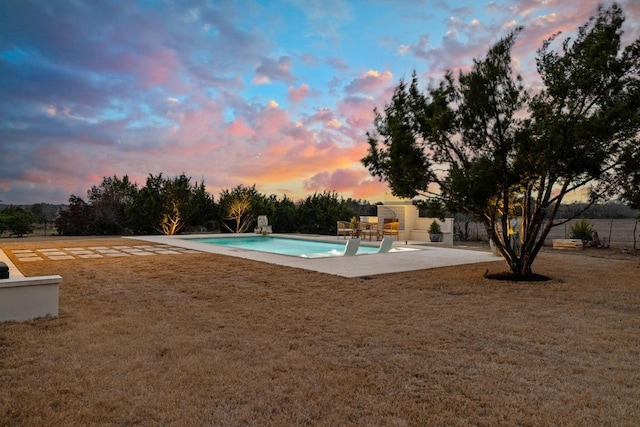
<box><xmin>363</xmin><ymin>4</ymin><xmax>640</xmax><ymax>277</ymax></box>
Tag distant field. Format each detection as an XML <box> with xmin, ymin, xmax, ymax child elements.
<box><xmin>459</xmin><ymin>218</ymin><xmax>639</xmax><ymax>249</ymax></box>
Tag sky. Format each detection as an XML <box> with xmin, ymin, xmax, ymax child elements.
<box><xmin>1</xmin><ymin>0</ymin><xmax>639</xmax><ymax>205</ymax></box>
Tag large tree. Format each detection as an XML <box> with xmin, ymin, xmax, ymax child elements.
<box><xmin>296</xmin><ymin>191</ymin><xmax>357</xmax><ymax>235</ymax></box>
<box><xmin>620</xmin><ymin>148</ymin><xmax>640</xmax><ymax>212</ymax></box>
<box><xmin>88</xmin><ymin>175</ymin><xmax>138</xmax><ymax>234</ymax></box>
<box><xmin>0</xmin><ymin>206</ymin><xmax>35</xmax><ymax>237</ymax></box>
<box><xmin>55</xmin><ymin>195</ymin><xmax>95</xmax><ymax>236</ymax></box>
<box><xmin>363</xmin><ymin>4</ymin><xmax>640</xmax><ymax>277</ymax></box>
<box><xmin>218</xmin><ymin>184</ymin><xmax>263</xmax><ymax>233</ymax></box>
<box><xmin>127</xmin><ymin>173</ymin><xmax>216</xmax><ymax>235</ymax></box>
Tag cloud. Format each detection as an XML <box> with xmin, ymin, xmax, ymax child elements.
<box><xmin>400</xmin><ymin>1</ymin><xmax>623</xmax><ymax>80</ymax></box>
<box><xmin>303</xmin><ymin>168</ymin><xmax>388</xmax><ymax>200</ymax></box>
<box><xmin>253</xmin><ymin>56</ymin><xmax>296</xmax><ymax>85</ymax></box>
<box><xmin>344</xmin><ymin>70</ymin><xmax>394</xmax><ymax>95</ymax></box>
<box><xmin>326</xmin><ymin>57</ymin><xmax>350</xmax><ymax>71</ymax></box>
<box><xmin>288</xmin><ymin>0</ymin><xmax>353</xmax><ymax>40</ymax></box>
<box><xmin>336</xmin><ymin>95</ymin><xmax>380</xmax><ymax>133</ymax></box>
<box><xmin>3</xmin><ymin>0</ymin><xmax>639</xmax><ymax>206</ymax></box>
<box><xmin>287</xmin><ymin>84</ymin><xmax>310</xmax><ymax>103</ymax></box>
<box><xmin>226</xmin><ymin>119</ymin><xmax>255</xmax><ymax>138</ymax></box>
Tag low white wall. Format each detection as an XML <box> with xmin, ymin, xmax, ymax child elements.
<box><xmin>410</xmin><ymin>218</ymin><xmax>454</xmax><ymax>245</ymax></box>
<box><xmin>359</xmin><ymin>213</ymin><xmax>456</xmax><ymax>244</ymax></box>
<box><xmin>0</xmin><ymin>275</ymin><xmax>62</xmax><ymax>322</ymax></box>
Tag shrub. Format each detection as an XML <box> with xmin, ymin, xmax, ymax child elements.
<box><xmin>570</xmin><ymin>217</ymin><xmax>594</xmax><ymax>241</ymax></box>
<box><xmin>428</xmin><ymin>220</ymin><xmax>442</xmax><ymax>234</ymax></box>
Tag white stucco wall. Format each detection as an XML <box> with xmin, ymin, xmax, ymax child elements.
<box><xmin>0</xmin><ymin>276</ymin><xmax>62</xmax><ymax>322</ymax></box>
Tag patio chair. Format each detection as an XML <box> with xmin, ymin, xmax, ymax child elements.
<box><xmin>359</xmin><ymin>222</ymin><xmax>378</xmax><ymax>241</ymax></box>
<box><xmin>342</xmin><ymin>238</ymin><xmax>360</xmax><ymax>256</ymax></box>
<box><xmin>254</xmin><ymin>215</ymin><xmax>272</xmax><ymax>234</ymax></box>
<box><xmin>382</xmin><ymin>220</ymin><xmax>399</xmax><ymax>240</ymax></box>
<box><xmin>337</xmin><ymin>221</ymin><xmax>354</xmax><ymax>239</ymax></box>
<box><xmin>377</xmin><ymin>237</ymin><xmax>394</xmax><ymax>253</ymax></box>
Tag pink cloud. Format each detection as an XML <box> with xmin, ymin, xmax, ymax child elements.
<box><xmin>305</xmin><ymin>108</ymin><xmax>336</xmax><ymax>125</ymax></box>
<box><xmin>303</xmin><ymin>168</ymin><xmax>363</xmax><ymax>192</ymax></box>
<box><xmin>105</xmin><ymin>46</ymin><xmax>187</xmax><ymax>93</ymax></box>
<box><xmin>287</xmin><ymin>84</ymin><xmax>310</xmax><ymax>103</ymax></box>
<box><xmin>226</xmin><ymin>119</ymin><xmax>255</xmax><ymax>138</ymax></box>
<box><xmin>350</xmin><ymin>179</ymin><xmax>390</xmax><ymax>201</ymax></box>
<box><xmin>175</xmin><ymin>99</ymin><xmax>371</xmax><ymax>196</ymax></box>
<box><xmin>303</xmin><ymin>168</ymin><xmax>389</xmax><ymax>200</ymax></box>
<box><xmin>10</xmin><ymin>0</ymin><xmax>637</xmax><ymax>208</ymax></box>
<box><xmin>345</xmin><ymin>70</ymin><xmax>394</xmax><ymax>94</ymax></box>
<box><xmin>143</xmin><ymin>47</ymin><xmax>185</xmax><ymax>90</ymax></box>
<box><xmin>337</xmin><ymin>96</ymin><xmax>378</xmax><ymax>130</ymax></box>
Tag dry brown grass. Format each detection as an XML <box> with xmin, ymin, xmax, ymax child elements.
<box><xmin>1</xmin><ymin>237</ymin><xmax>639</xmax><ymax>426</ymax></box>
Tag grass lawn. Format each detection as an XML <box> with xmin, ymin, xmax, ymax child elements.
<box><xmin>1</xmin><ymin>237</ymin><xmax>639</xmax><ymax>425</ymax></box>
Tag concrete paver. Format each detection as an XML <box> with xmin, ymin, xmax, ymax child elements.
<box><xmin>2</xmin><ymin>244</ymin><xmax>203</xmax><ymax>277</ymax></box>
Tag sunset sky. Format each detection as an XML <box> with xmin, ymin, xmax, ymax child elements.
<box><xmin>2</xmin><ymin>0</ymin><xmax>639</xmax><ymax>205</ymax></box>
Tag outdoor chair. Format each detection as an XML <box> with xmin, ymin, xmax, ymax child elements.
<box><xmin>377</xmin><ymin>237</ymin><xmax>394</xmax><ymax>253</ymax></box>
<box><xmin>254</xmin><ymin>215</ymin><xmax>272</xmax><ymax>234</ymax></box>
<box><xmin>342</xmin><ymin>238</ymin><xmax>360</xmax><ymax>256</ymax></box>
<box><xmin>337</xmin><ymin>221</ymin><xmax>354</xmax><ymax>239</ymax></box>
<box><xmin>359</xmin><ymin>222</ymin><xmax>379</xmax><ymax>241</ymax></box>
<box><xmin>382</xmin><ymin>220</ymin><xmax>399</xmax><ymax>240</ymax></box>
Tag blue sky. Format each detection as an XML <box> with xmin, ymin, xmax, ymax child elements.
<box><xmin>1</xmin><ymin>0</ymin><xmax>639</xmax><ymax>205</ymax></box>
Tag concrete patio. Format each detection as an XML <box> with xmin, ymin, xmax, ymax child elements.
<box><xmin>131</xmin><ymin>234</ymin><xmax>501</xmax><ymax>278</ymax></box>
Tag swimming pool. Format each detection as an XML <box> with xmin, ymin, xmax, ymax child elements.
<box><xmin>190</xmin><ymin>236</ymin><xmax>380</xmax><ymax>258</ymax></box>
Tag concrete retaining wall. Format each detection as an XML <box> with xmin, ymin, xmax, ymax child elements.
<box><xmin>0</xmin><ymin>275</ymin><xmax>62</xmax><ymax>322</ymax></box>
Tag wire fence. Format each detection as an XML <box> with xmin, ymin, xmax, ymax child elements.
<box><xmin>456</xmin><ymin>218</ymin><xmax>640</xmax><ymax>249</ymax></box>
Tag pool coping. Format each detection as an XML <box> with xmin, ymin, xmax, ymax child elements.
<box><xmin>174</xmin><ymin>234</ymin><xmax>415</xmax><ymax>257</ymax></box>
<box><xmin>127</xmin><ymin>234</ymin><xmax>501</xmax><ymax>278</ymax></box>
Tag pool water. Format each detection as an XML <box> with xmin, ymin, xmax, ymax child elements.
<box><xmin>190</xmin><ymin>236</ymin><xmax>380</xmax><ymax>258</ymax></box>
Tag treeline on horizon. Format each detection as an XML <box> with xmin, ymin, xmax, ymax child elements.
<box><xmin>23</xmin><ymin>174</ymin><xmax>378</xmax><ymax>237</ymax></box>
<box><xmin>2</xmin><ymin>200</ymin><xmax>637</xmax><ymax>221</ymax></box>
<box><xmin>1</xmin><ymin>173</ymin><xmax>638</xmax><ymax>239</ymax></box>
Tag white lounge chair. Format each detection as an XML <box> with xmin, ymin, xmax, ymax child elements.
<box><xmin>342</xmin><ymin>238</ymin><xmax>360</xmax><ymax>256</ymax></box>
<box><xmin>377</xmin><ymin>237</ymin><xmax>394</xmax><ymax>253</ymax></box>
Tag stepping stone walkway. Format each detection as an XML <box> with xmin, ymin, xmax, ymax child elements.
<box><xmin>9</xmin><ymin>244</ymin><xmax>201</xmax><ymax>262</ymax></box>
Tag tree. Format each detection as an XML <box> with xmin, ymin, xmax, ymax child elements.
<box><xmin>127</xmin><ymin>174</ymin><xmax>166</xmax><ymax>234</ymax></box>
<box><xmin>158</xmin><ymin>200</ymin><xmax>184</xmax><ymax>236</ymax></box>
<box><xmin>296</xmin><ymin>191</ymin><xmax>357</xmax><ymax>235</ymax></box>
<box><xmin>620</xmin><ymin>148</ymin><xmax>640</xmax><ymax>250</ymax></box>
<box><xmin>620</xmin><ymin>148</ymin><xmax>640</xmax><ymax>212</ymax></box>
<box><xmin>218</xmin><ymin>185</ymin><xmax>262</xmax><ymax>233</ymax></box>
<box><xmin>267</xmin><ymin>194</ymin><xmax>299</xmax><ymax>233</ymax></box>
<box><xmin>87</xmin><ymin>175</ymin><xmax>138</xmax><ymax>234</ymax></box>
<box><xmin>155</xmin><ymin>174</ymin><xmax>195</xmax><ymax>235</ymax></box>
<box><xmin>187</xmin><ymin>180</ymin><xmax>218</xmax><ymax>231</ymax></box>
<box><xmin>363</xmin><ymin>4</ymin><xmax>640</xmax><ymax>277</ymax></box>
<box><xmin>0</xmin><ymin>206</ymin><xmax>36</xmax><ymax>237</ymax></box>
<box><xmin>127</xmin><ymin>173</ymin><xmax>216</xmax><ymax>235</ymax></box>
<box><xmin>55</xmin><ymin>195</ymin><xmax>95</xmax><ymax>235</ymax></box>
<box><xmin>30</xmin><ymin>203</ymin><xmax>59</xmax><ymax>235</ymax></box>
